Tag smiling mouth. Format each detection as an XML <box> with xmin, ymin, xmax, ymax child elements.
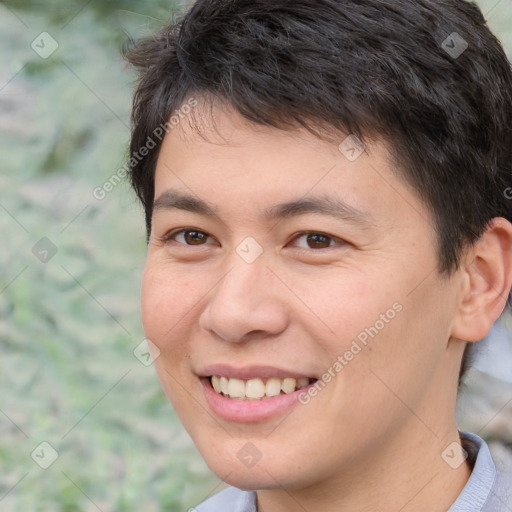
<box><xmin>209</xmin><ymin>375</ymin><xmax>317</xmax><ymax>401</ymax></box>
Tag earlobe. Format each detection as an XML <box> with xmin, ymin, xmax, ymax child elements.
<box><xmin>451</xmin><ymin>217</ymin><xmax>512</xmax><ymax>342</ymax></box>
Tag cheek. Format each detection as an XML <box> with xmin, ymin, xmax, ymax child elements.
<box><xmin>306</xmin><ymin>269</ymin><xmax>426</xmax><ymax>402</ymax></box>
<box><xmin>308</xmin><ymin>272</ymin><xmax>393</xmax><ymax>351</ymax></box>
<box><xmin>140</xmin><ymin>262</ymin><xmax>196</xmax><ymax>344</ymax></box>
<box><xmin>141</xmin><ymin>265</ymin><xmax>198</xmax><ymax>410</ymax></box>
<box><xmin>340</xmin><ymin>277</ymin><xmax>456</xmax><ymax>424</ymax></box>
<box><xmin>140</xmin><ymin>273</ymin><xmax>166</xmax><ymax>343</ymax></box>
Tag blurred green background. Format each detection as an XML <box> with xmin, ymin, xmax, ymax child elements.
<box><xmin>0</xmin><ymin>0</ymin><xmax>511</xmax><ymax>510</ymax></box>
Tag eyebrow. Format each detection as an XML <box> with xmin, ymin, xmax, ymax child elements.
<box><xmin>153</xmin><ymin>190</ymin><xmax>373</xmax><ymax>226</ymax></box>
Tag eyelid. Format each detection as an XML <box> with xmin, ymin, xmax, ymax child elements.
<box><xmin>290</xmin><ymin>231</ymin><xmax>347</xmax><ymax>250</ymax></box>
<box><xmin>159</xmin><ymin>227</ymin><xmax>216</xmax><ymax>245</ymax></box>
<box><xmin>160</xmin><ymin>228</ymin><xmax>346</xmax><ymax>250</ymax></box>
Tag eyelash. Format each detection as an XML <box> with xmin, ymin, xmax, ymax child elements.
<box><xmin>159</xmin><ymin>228</ymin><xmax>346</xmax><ymax>252</ymax></box>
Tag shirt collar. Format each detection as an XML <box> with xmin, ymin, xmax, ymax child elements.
<box><xmin>447</xmin><ymin>430</ymin><xmax>497</xmax><ymax>512</ymax></box>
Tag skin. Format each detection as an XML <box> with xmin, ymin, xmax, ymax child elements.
<box><xmin>141</xmin><ymin>99</ymin><xmax>512</xmax><ymax>512</ymax></box>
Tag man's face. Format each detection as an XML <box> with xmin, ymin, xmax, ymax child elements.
<box><xmin>141</xmin><ymin>102</ymin><xmax>464</xmax><ymax>490</ymax></box>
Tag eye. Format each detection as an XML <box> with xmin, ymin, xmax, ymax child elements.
<box><xmin>160</xmin><ymin>228</ymin><xmax>215</xmax><ymax>246</ymax></box>
<box><xmin>290</xmin><ymin>231</ymin><xmax>346</xmax><ymax>250</ymax></box>
<box><xmin>159</xmin><ymin>229</ymin><xmax>346</xmax><ymax>251</ymax></box>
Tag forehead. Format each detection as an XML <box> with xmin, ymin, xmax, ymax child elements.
<box><xmin>153</xmin><ymin>102</ymin><xmax>432</xmax><ymax>231</ymax></box>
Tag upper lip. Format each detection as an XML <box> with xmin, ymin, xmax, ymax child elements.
<box><xmin>197</xmin><ymin>364</ymin><xmax>318</xmax><ymax>381</ymax></box>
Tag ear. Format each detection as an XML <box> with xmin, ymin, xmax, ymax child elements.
<box><xmin>451</xmin><ymin>217</ymin><xmax>512</xmax><ymax>342</ymax></box>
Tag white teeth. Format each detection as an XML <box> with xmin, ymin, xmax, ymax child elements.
<box><xmin>245</xmin><ymin>378</ymin><xmax>265</xmax><ymax>399</ymax></box>
<box><xmin>211</xmin><ymin>375</ymin><xmax>221</xmax><ymax>393</ymax></box>
<box><xmin>210</xmin><ymin>375</ymin><xmax>313</xmax><ymax>400</ymax></box>
<box><xmin>281</xmin><ymin>378</ymin><xmax>296</xmax><ymax>394</ymax></box>
<box><xmin>265</xmin><ymin>378</ymin><xmax>282</xmax><ymax>397</ymax></box>
<box><xmin>228</xmin><ymin>378</ymin><xmax>245</xmax><ymax>398</ymax></box>
<box><xmin>220</xmin><ymin>376</ymin><xmax>229</xmax><ymax>395</ymax></box>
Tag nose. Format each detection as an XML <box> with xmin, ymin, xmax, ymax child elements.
<box><xmin>198</xmin><ymin>257</ymin><xmax>289</xmax><ymax>343</ymax></box>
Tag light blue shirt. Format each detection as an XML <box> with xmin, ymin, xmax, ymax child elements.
<box><xmin>191</xmin><ymin>431</ymin><xmax>511</xmax><ymax>511</ymax></box>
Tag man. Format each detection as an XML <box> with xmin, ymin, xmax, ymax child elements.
<box><xmin>124</xmin><ymin>0</ymin><xmax>512</xmax><ymax>510</ymax></box>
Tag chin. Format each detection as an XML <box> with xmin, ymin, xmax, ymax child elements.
<box><xmin>198</xmin><ymin>440</ymin><xmax>310</xmax><ymax>491</ymax></box>
<box><xmin>207</xmin><ymin>461</ymin><xmax>285</xmax><ymax>491</ymax></box>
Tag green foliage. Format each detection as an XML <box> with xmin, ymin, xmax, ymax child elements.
<box><xmin>4</xmin><ymin>0</ymin><xmax>183</xmax><ymax>29</ymax></box>
<box><xmin>0</xmin><ymin>2</ymin><xmax>220</xmax><ymax>511</ymax></box>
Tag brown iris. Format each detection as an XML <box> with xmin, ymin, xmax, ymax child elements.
<box><xmin>183</xmin><ymin>230</ymin><xmax>208</xmax><ymax>245</ymax></box>
<box><xmin>305</xmin><ymin>234</ymin><xmax>331</xmax><ymax>249</ymax></box>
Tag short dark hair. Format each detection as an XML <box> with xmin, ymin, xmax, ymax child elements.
<box><xmin>123</xmin><ymin>0</ymin><xmax>512</xmax><ymax>384</ymax></box>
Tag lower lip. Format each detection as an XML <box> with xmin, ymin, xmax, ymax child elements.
<box><xmin>200</xmin><ymin>378</ymin><xmax>315</xmax><ymax>423</ymax></box>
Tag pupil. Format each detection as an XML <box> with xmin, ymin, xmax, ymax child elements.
<box><xmin>185</xmin><ymin>231</ymin><xmax>205</xmax><ymax>245</ymax></box>
<box><xmin>308</xmin><ymin>234</ymin><xmax>329</xmax><ymax>248</ymax></box>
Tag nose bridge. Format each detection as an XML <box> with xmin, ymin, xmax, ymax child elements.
<box><xmin>199</xmin><ymin>249</ymin><xmax>288</xmax><ymax>342</ymax></box>
<box><xmin>223</xmin><ymin>256</ymin><xmax>266</xmax><ymax>305</ymax></box>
